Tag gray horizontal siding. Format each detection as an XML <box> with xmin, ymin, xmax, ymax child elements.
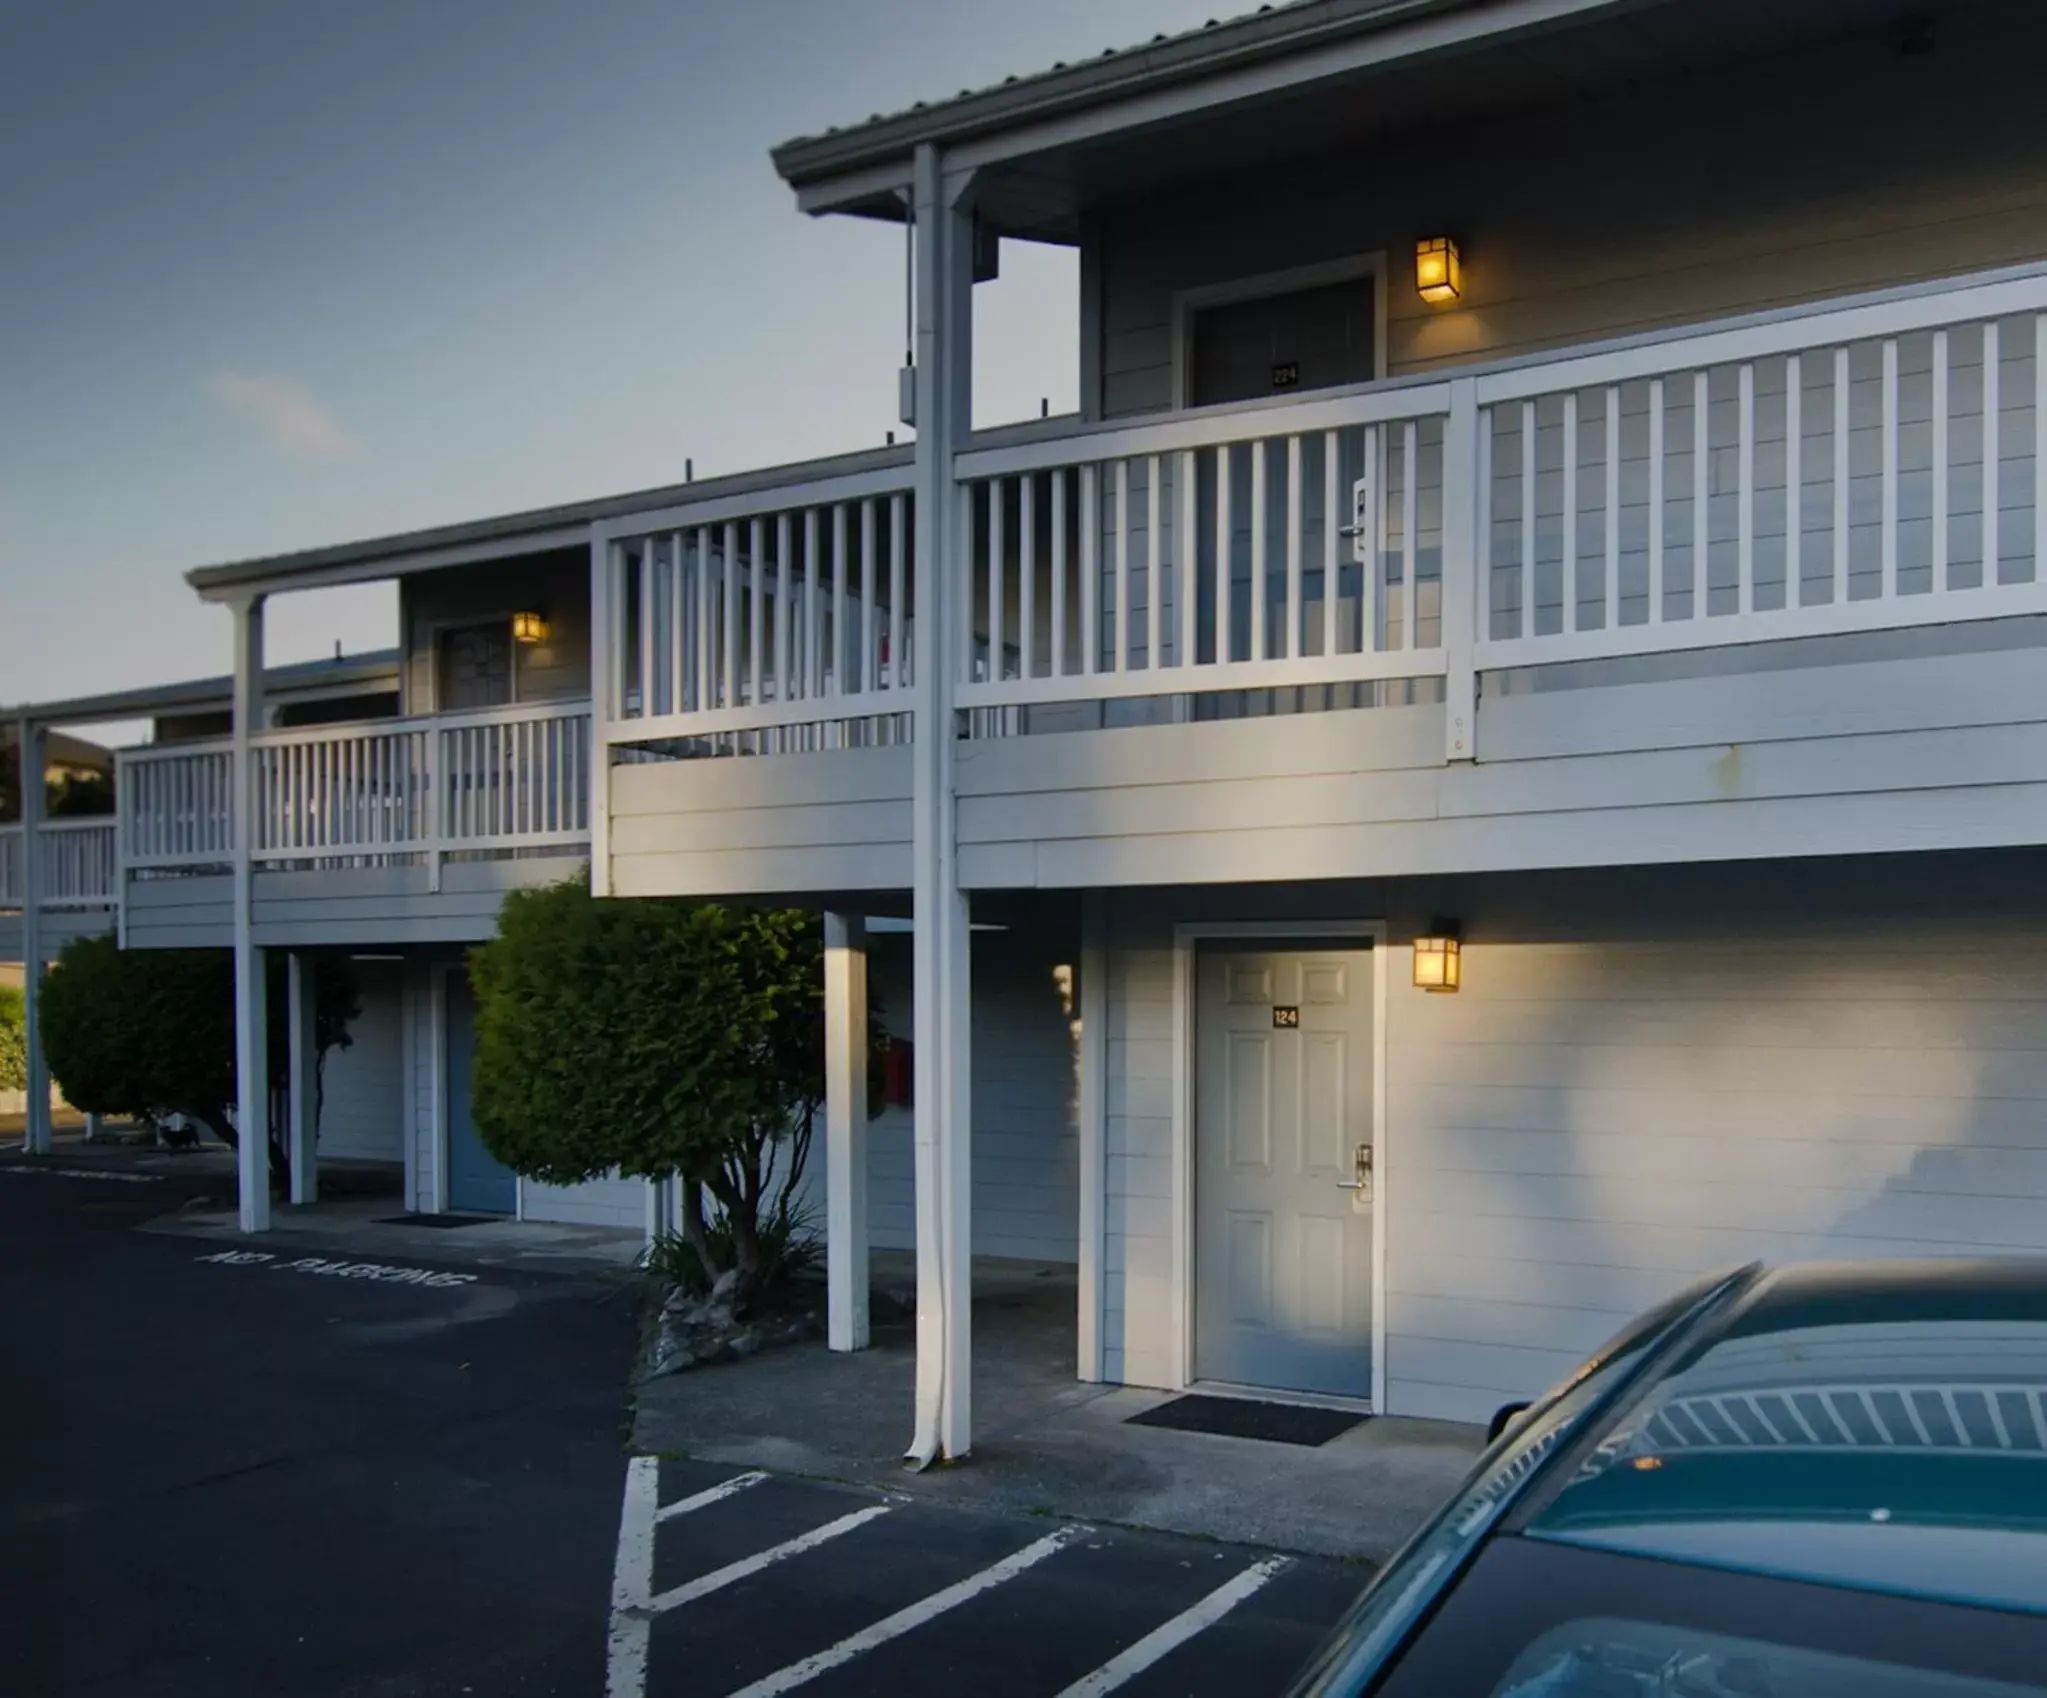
<box><xmin>318</xmin><ymin>959</ymin><xmax>404</xmax><ymax>1162</ymax></box>
<box><xmin>1092</xmin><ymin>10</ymin><xmax>2047</xmax><ymax>417</ymax></box>
<box><xmin>123</xmin><ymin>857</ymin><xmax>586</xmax><ymax>951</ymax></box>
<box><xmin>954</xmin><ymin>639</ymin><xmax>2047</xmax><ymax>891</ymax></box>
<box><xmin>608</xmin><ymin>746</ymin><xmax>912</xmax><ymax>899</ymax></box>
<box><xmin>1089</xmin><ymin>864</ymin><xmax>2047</xmax><ymax>1419</ymax></box>
<box><xmin>860</xmin><ymin>928</ymin><xmax>1082</xmax><ymax>1265</ymax></box>
<box><xmin>0</xmin><ymin>910</ymin><xmax>113</xmax><ymax>964</ymax></box>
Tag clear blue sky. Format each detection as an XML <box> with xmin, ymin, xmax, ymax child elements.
<box><xmin>1</xmin><ymin>0</ymin><xmax>1225</xmax><ymax>724</ymax></box>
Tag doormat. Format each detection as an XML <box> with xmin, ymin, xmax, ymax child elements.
<box><xmin>375</xmin><ymin>1212</ymin><xmax>494</xmax><ymax>1230</ymax></box>
<box><xmin>1127</xmin><ymin>1393</ymin><xmax>1367</xmax><ymax>1447</ymax></box>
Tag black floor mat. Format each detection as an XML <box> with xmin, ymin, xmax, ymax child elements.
<box><xmin>1127</xmin><ymin>1393</ymin><xmax>1366</xmax><ymax>1447</ymax></box>
<box><xmin>374</xmin><ymin>1212</ymin><xmax>496</xmax><ymax>1229</ymax></box>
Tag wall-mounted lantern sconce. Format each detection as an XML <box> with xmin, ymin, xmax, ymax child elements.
<box><xmin>1412</xmin><ymin>921</ymin><xmax>1463</xmax><ymax>993</ymax></box>
<box><xmin>511</xmin><ymin>610</ymin><xmax>550</xmax><ymax>645</ymax></box>
<box><xmin>1415</xmin><ymin>236</ymin><xmax>1463</xmax><ymax>305</ymax></box>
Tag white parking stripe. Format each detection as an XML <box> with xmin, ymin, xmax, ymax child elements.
<box><xmin>604</xmin><ymin>1455</ymin><xmax>661</xmax><ymax>1698</ymax></box>
<box><xmin>1051</xmin><ymin>1556</ymin><xmax>1293</xmax><ymax>1698</ymax></box>
<box><xmin>656</xmin><ymin>1470</ymin><xmax>767</xmax><ymax>1522</ymax></box>
<box><xmin>724</xmin><ymin>1524</ymin><xmax>1089</xmax><ymax>1698</ymax></box>
<box><xmin>647</xmin><ymin>1505</ymin><xmax>891</xmax><ymax>1614</ymax></box>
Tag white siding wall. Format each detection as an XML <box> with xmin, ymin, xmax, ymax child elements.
<box><xmin>1092</xmin><ymin>6</ymin><xmax>2047</xmax><ymax>416</ymax></box>
<box><xmin>521</xmin><ymin>1173</ymin><xmax>648</xmax><ymax>1230</ymax></box>
<box><xmin>862</xmin><ymin>927</ymin><xmax>1082</xmax><ymax>1264</ymax></box>
<box><xmin>1097</xmin><ymin>861</ymin><xmax>2047</xmax><ymax>1420</ymax></box>
<box><xmin>316</xmin><ymin>958</ymin><xmax>404</xmax><ymax>1162</ymax></box>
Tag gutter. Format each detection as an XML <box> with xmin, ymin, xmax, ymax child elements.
<box><xmin>770</xmin><ymin>0</ymin><xmax>1484</xmax><ymax>189</ymax></box>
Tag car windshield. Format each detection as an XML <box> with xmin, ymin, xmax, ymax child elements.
<box><xmin>1491</xmin><ymin>1616</ymin><xmax>2044</xmax><ymax>1698</ymax></box>
<box><xmin>1522</xmin><ymin>1291</ymin><xmax>2047</xmax><ymax>1614</ymax></box>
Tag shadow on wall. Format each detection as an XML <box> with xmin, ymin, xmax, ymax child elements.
<box><xmin>1388</xmin><ymin>849</ymin><xmax>2047</xmax><ymax>1414</ymax></box>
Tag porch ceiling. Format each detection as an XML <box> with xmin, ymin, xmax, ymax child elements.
<box><xmin>782</xmin><ymin>0</ymin><xmax>1908</xmax><ymax>242</ymax></box>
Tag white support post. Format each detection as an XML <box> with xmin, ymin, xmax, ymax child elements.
<box><xmin>587</xmin><ymin>526</ymin><xmax>614</xmax><ymax>899</ymax></box>
<box><xmin>907</xmin><ymin>141</ymin><xmax>976</xmax><ymax>1467</ymax></box>
<box><xmin>1077</xmin><ymin>891</ymin><xmax>1107</xmax><ymax>1383</ymax></box>
<box><xmin>286</xmin><ymin>950</ymin><xmax>317</xmax><ymax>1205</ymax></box>
<box><xmin>231</xmin><ymin>596</ymin><xmax>271</xmax><ymax>1232</ymax></box>
<box><xmin>824</xmin><ymin>912</ymin><xmax>871</xmax><ymax>1353</ymax></box>
<box><xmin>18</xmin><ymin>717</ymin><xmax>51</xmax><ymax>1156</ymax></box>
<box><xmin>1441</xmin><ymin>377</ymin><xmax>1481</xmax><ymax>761</ymax></box>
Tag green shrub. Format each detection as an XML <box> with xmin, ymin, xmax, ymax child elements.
<box><xmin>39</xmin><ymin>936</ymin><xmax>357</xmax><ymax>1186</ymax></box>
<box><xmin>470</xmin><ymin>880</ymin><xmax>878</xmax><ymax>1303</ymax></box>
<box><xmin>0</xmin><ymin>982</ymin><xmax>25</xmax><ymax>1094</ymax></box>
<box><xmin>41</xmin><ymin>937</ymin><xmax>236</xmax><ymax>1141</ymax></box>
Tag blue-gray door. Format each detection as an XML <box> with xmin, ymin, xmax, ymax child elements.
<box><xmin>1194</xmin><ymin>946</ymin><xmax>1375</xmax><ymax>1398</ymax></box>
<box><xmin>445</xmin><ymin>971</ymin><xmax>516</xmax><ymax>1215</ymax></box>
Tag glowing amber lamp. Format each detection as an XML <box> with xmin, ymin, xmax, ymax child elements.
<box><xmin>1416</xmin><ymin>236</ymin><xmax>1462</xmax><ymax>305</ymax></box>
<box><xmin>511</xmin><ymin>610</ymin><xmax>550</xmax><ymax>645</ymax></box>
<box><xmin>1412</xmin><ymin>928</ymin><xmax>1463</xmax><ymax>993</ymax></box>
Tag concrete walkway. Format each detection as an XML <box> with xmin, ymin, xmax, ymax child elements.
<box><xmin>635</xmin><ymin>1254</ymin><xmax>1485</xmax><ymax>1563</ymax></box>
<box><xmin>144</xmin><ymin>1192</ymin><xmax>648</xmax><ymax>1276</ymax></box>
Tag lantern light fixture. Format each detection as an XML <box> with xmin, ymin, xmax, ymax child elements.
<box><xmin>511</xmin><ymin>609</ymin><xmax>550</xmax><ymax>645</ymax></box>
<box><xmin>1412</xmin><ymin>921</ymin><xmax>1463</xmax><ymax>993</ymax></box>
<box><xmin>1415</xmin><ymin>236</ymin><xmax>1463</xmax><ymax>305</ymax></box>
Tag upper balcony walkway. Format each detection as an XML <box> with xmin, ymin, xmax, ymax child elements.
<box><xmin>70</xmin><ymin>697</ymin><xmax>595</xmax><ymax>949</ymax></box>
<box><xmin>594</xmin><ymin>261</ymin><xmax>2047</xmax><ymax>898</ymax></box>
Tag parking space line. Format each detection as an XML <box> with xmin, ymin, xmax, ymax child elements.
<box><xmin>724</xmin><ymin>1524</ymin><xmax>1089</xmax><ymax>1698</ymax></box>
<box><xmin>1051</xmin><ymin>1556</ymin><xmax>1293</xmax><ymax>1698</ymax></box>
<box><xmin>646</xmin><ymin>1505</ymin><xmax>892</xmax><ymax>1615</ymax></box>
<box><xmin>656</xmin><ymin>1470</ymin><xmax>767</xmax><ymax>1522</ymax></box>
<box><xmin>605</xmin><ymin>1455</ymin><xmax>661</xmax><ymax>1698</ymax></box>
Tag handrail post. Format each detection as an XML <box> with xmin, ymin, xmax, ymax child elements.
<box><xmin>424</xmin><ymin>720</ymin><xmax>443</xmax><ymax>895</ymax></box>
<box><xmin>1441</xmin><ymin>376</ymin><xmax>1481</xmax><ymax>762</ymax></box>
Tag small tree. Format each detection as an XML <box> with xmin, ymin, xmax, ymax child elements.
<box><xmin>470</xmin><ymin>879</ymin><xmax>878</xmax><ymax>1303</ymax></box>
<box><xmin>40</xmin><ymin>936</ymin><xmax>357</xmax><ymax>1187</ymax></box>
<box><xmin>0</xmin><ymin>982</ymin><xmax>26</xmax><ymax>1095</ymax></box>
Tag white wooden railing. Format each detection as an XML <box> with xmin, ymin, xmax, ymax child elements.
<box><xmin>116</xmin><ymin>700</ymin><xmax>592</xmax><ymax>880</ymax></box>
<box><xmin>599</xmin><ymin>461</ymin><xmax>918</xmax><ymax>748</ymax></box>
<box><xmin>1468</xmin><ymin>267</ymin><xmax>2047</xmax><ymax>670</ymax></box>
<box><xmin>596</xmin><ymin>263</ymin><xmax>2047</xmax><ymax>765</ymax></box>
<box><xmin>0</xmin><ymin>820</ymin><xmax>119</xmax><ymax>909</ymax></box>
<box><xmin>120</xmin><ymin>741</ymin><xmax>235</xmax><ymax>869</ymax></box>
<box><xmin>953</xmin><ymin>385</ymin><xmax>1456</xmax><ymax>713</ymax></box>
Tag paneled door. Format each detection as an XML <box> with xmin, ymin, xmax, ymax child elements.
<box><xmin>1194</xmin><ymin>946</ymin><xmax>1375</xmax><ymax>1398</ymax></box>
<box><xmin>444</xmin><ymin>969</ymin><xmax>516</xmax><ymax>1215</ymax></box>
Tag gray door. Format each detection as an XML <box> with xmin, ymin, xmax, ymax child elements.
<box><xmin>1194</xmin><ymin>946</ymin><xmax>1375</xmax><ymax>1398</ymax></box>
<box><xmin>439</xmin><ymin>622</ymin><xmax>513</xmax><ymax>711</ymax></box>
<box><xmin>445</xmin><ymin>971</ymin><xmax>516</xmax><ymax>1215</ymax></box>
<box><xmin>1188</xmin><ymin>277</ymin><xmax>1377</xmax><ymax>408</ymax></box>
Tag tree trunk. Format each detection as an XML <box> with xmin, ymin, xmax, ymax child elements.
<box><xmin>676</xmin><ymin>1180</ymin><xmax>725</xmax><ymax>1290</ymax></box>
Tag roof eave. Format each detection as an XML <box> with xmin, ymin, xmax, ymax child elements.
<box><xmin>770</xmin><ymin>0</ymin><xmax>1489</xmax><ymax>205</ymax></box>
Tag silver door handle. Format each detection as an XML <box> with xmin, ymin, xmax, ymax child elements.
<box><xmin>1335</xmin><ymin>1144</ymin><xmax>1373</xmax><ymax>1189</ymax></box>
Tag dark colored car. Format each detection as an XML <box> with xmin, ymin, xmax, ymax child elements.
<box><xmin>1288</xmin><ymin>1259</ymin><xmax>2047</xmax><ymax>1697</ymax></box>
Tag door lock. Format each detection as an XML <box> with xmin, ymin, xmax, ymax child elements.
<box><xmin>1335</xmin><ymin>1142</ymin><xmax>1374</xmax><ymax>1203</ymax></box>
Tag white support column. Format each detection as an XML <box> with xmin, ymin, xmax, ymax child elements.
<box><xmin>1076</xmin><ymin>892</ymin><xmax>1107</xmax><ymax>1383</ymax></box>
<box><xmin>587</xmin><ymin>525</ymin><xmax>614</xmax><ymax>899</ymax></box>
<box><xmin>824</xmin><ymin>912</ymin><xmax>870</xmax><ymax>1353</ymax></box>
<box><xmin>231</xmin><ymin>595</ymin><xmax>271</xmax><ymax>1232</ymax></box>
<box><xmin>17</xmin><ymin>717</ymin><xmax>51</xmax><ymax>1156</ymax></box>
<box><xmin>907</xmin><ymin>141</ymin><xmax>977</xmax><ymax>1467</ymax></box>
<box><xmin>286</xmin><ymin>950</ymin><xmax>317</xmax><ymax>1205</ymax></box>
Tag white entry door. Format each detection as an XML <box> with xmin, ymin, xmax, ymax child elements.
<box><xmin>1194</xmin><ymin>946</ymin><xmax>1375</xmax><ymax>1398</ymax></box>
